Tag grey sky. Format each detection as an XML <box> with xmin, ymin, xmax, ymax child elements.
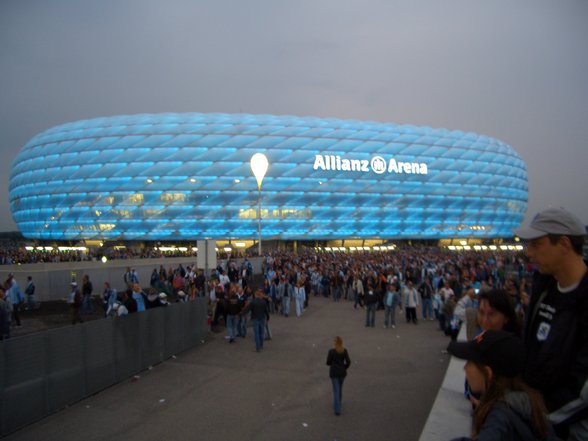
<box><xmin>1</xmin><ymin>0</ymin><xmax>587</xmax><ymax>233</ymax></box>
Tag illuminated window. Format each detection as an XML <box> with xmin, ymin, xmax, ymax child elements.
<box><xmin>125</xmin><ymin>193</ymin><xmax>144</xmax><ymax>205</ymax></box>
<box><xmin>161</xmin><ymin>193</ymin><xmax>186</xmax><ymax>202</ymax></box>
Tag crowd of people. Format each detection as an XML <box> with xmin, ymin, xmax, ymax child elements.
<box><xmin>0</xmin><ymin>244</ymin><xmax>528</xmax><ymax>340</ymax></box>
<box><xmin>0</xmin><ymin>242</ymin><xmax>248</xmax><ymax>266</ymax></box>
<box><xmin>64</xmin><ymin>265</ymin><xmax>210</xmax><ymax>324</ymax></box>
<box><xmin>1</xmin><ymin>206</ymin><xmax>586</xmax><ymax>440</ymax></box>
<box><xmin>0</xmin><ymin>244</ymin><xmax>201</xmax><ymax>265</ymax></box>
<box><xmin>258</xmin><ymin>245</ymin><xmax>529</xmax><ymax>333</ymax></box>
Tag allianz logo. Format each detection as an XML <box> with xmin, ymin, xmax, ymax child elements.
<box><xmin>312</xmin><ymin>154</ymin><xmax>428</xmax><ymax>175</ymax></box>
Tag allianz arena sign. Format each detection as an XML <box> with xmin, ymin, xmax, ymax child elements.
<box><xmin>313</xmin><ymin>154</ymin><xmax>428</xmax><ymax>175</ymax></box>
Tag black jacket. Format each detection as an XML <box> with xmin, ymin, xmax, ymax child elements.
<box><xmin>326</xmin><ymin>348</ymin><xmax>351</xmax><ymax>378</ymax></box>
<box><xmin>523</xmin><ymin>266</ymin><xmax>588</xmax><ymax>432</ymax></box>
<box><xmin>225</xmin><ymin>296</ymin><xmax>242</xmax><ymax>316</ymax></box>
<box><xmin>242</xmin><ymin>297</ymin><xmax>268</xmax><ymax>321</ymax></box>
<box><xmin>364</xmin><ymin>289</ymin><xmax>378</xmax><ymax>305</ymax></box>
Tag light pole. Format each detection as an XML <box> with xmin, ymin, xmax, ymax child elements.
<box><xmin>250</xmin><ymin>153</ymin><xmax>269</xmax><ymax>256</ymax></box>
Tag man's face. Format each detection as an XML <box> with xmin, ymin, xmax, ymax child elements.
<box><xmin>525</xmin><ymin>235</ymin><xmax>565</xmax><ymax>275</ymax></box>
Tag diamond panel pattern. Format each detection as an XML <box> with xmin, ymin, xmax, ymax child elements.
<box><xmin>9</xmin><ymin>113</ymin><xmax>527</xmax><ymax>240</ymax></box>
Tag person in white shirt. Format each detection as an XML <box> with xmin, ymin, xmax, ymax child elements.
<box><xmin>112</xmin><ymin>302</ymin><xmax>128</xmax><ymax>317</ymax></box>
<box><xmin>293</xmin><ymin>280</ymin><xmax>306</xmax><ymax>317</ymax></box>
<box><xmin>454</xmin><ymin>287</ymin><xmax>476</xmax><ymax>323</ymax></box>
<box><xmin>403</xmin><ymin>280</ymin><xmax>419</xmax><ymax>324</ymax></box>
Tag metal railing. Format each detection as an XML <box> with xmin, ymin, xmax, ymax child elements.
<box><xmin>0</xmin><ymin>299</ymin><xmax>208</xmax><ymax>437</ymax></box>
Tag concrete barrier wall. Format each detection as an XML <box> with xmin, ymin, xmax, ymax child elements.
<box><xmin>0</xmin><ymin>257</ymin><xmax>263</xmax><ymax>302</ymax></box>
<box><xmin>0</xmin><ymin>299</ymin><xmax>208</xmax><ymax>437</ymax></box>
<box><xmin>419</xmin><ymin>323</ymin><xmax>471</xmax><ymax>441</ymax></box>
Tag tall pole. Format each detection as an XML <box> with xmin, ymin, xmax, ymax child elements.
<box><xmin>257</xmin><ymin>185</ymin><xmax>262</xmax><ymax>256</ymax></box>
<box><xmin>250</xmin><ymin>152</ymin><xmax>268</xmax><ymax>257</ymax></box>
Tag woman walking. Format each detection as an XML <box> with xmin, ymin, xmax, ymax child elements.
<box><xmin>326</xmin><ymin>336</ymin><xmax>351</xmax><ymax>416</ymax></box>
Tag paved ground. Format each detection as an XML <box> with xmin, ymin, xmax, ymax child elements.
<box><xmin>5</xmin><ymin>296</ymin><xmax>451</xmax><ymax>441</ymax></box>
<box><xmin>9</xmin><ymin>301</ymin><xmax>103</xmax><ymax>338</ymax></box>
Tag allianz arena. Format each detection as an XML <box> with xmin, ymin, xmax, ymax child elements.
<box><xmin>9</xmin><ymin>113</ymin><xmax>528</xmax><ymax>241</ymax></box>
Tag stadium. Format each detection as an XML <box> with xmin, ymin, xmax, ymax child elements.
<box><xmin>9</xmin><ymin>113</ymin><xmax>528</xmax><ymax>245</ymax></box>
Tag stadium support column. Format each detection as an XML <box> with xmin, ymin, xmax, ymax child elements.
<box><xmin>197</xmin><ymin>240</ymin><xmax>217</xmax><ymax>279</ymax></box>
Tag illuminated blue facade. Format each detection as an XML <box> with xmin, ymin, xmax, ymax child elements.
<box><xmin>9</xmin><ymin>113</ymin><xmax>528</xmax><ymax>240</ymax></box>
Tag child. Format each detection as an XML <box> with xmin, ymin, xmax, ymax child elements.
<box><xmin>447</xmin><ymin>330</ymin><xmax>555</xmax><ymax>441</ymax></box>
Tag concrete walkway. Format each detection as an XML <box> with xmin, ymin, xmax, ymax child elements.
<box><xmin>5</xmin><ymin>296</ymin><xmax>453</xmax><ymax>441</ymax></box>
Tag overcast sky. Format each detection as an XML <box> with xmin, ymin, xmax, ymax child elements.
<box><xmin>1</xmin><ymin>0</ymin><xmax>587</xmax><ymax>233</ymax></box>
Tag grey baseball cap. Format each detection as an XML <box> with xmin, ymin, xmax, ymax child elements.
<box><xmin>514</xmin><ymin>208</ymin><xmax>586</xmax><ymax>240</ymax></box>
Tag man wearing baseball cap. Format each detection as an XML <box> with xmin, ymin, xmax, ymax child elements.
<box><xmin>514</xmin><ymin>207</ymin><xmax>588</xmax><ymax>441</ymax></box>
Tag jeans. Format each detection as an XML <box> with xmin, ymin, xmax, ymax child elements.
<box><xmin>11</xmin><ymin>302</ymin><xmax>21</xmax><ymax>326</ymax></box>
<box><xmin>81</xmin><ymin>295</ymin><xmax>94</xmax><ymax>314</ymax></box>
<box><xmin>27</xmin><ymin>295</ymin><xmax>37</xmax><ymax>311</ymax></box>
<box><xmin>331</xmin><ymin>377</ymin><xmax>344</xmax><ymax>415</ymax></box>
<box><xmin>282</xmin><ymin>297</ymin><xmax>291</xmax><ymax>316</ymax></box>
<box><xmin>295</xmin><ymin>297</ymin><xmax>304</xmax><ymax>317</ymax></box>
<box><xmin>227</xmin><ymin>314</ymin><xmax>238</xmax><ymax>341</ymax></box>
<box><xmin>384</xmin><ymin>305</ymin><xmax>396</xmax><ymax>327</ymax></box>
<box><xmin>365</xmin><ymin>303</ymin><xmax>376</xmax><ymax>327</ymax></box>
<box><xmin>422</xmin><ymin>298</ymin><xmax>433</xmax><ymax>319</ymax></box>
<box><xmin>238</xmin><ymin>313</ymin><xmax>249</xmax><ymax>337</ymax></box>
<box><xmin>252</xmin><ymin>318</ymin><xmax>266</xmax><ymax>351</ymax></box>
<box><xmin>354</xmin><ymin>291</ymin><xmax>363</xmax><ymax>308</ymax></box>
<box><xmin>312</xmin><ymin>283</ymin><xmax>320</xmax><ymax>296</ymax></box>
<box><xmin>439</xmin><ymin>313</ymin><xmax>446</xmax><ymax>332</ymax></box>
<box><xmin>406</xmin><ymin>307</ymin><xmax>417</xmax><ymax>324</ymax></box>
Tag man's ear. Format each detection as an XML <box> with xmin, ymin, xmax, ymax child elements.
<box><xmin>558</xmin><ymin>235</ymin><xmax>573</xmax><ymax>253</ymax></box>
